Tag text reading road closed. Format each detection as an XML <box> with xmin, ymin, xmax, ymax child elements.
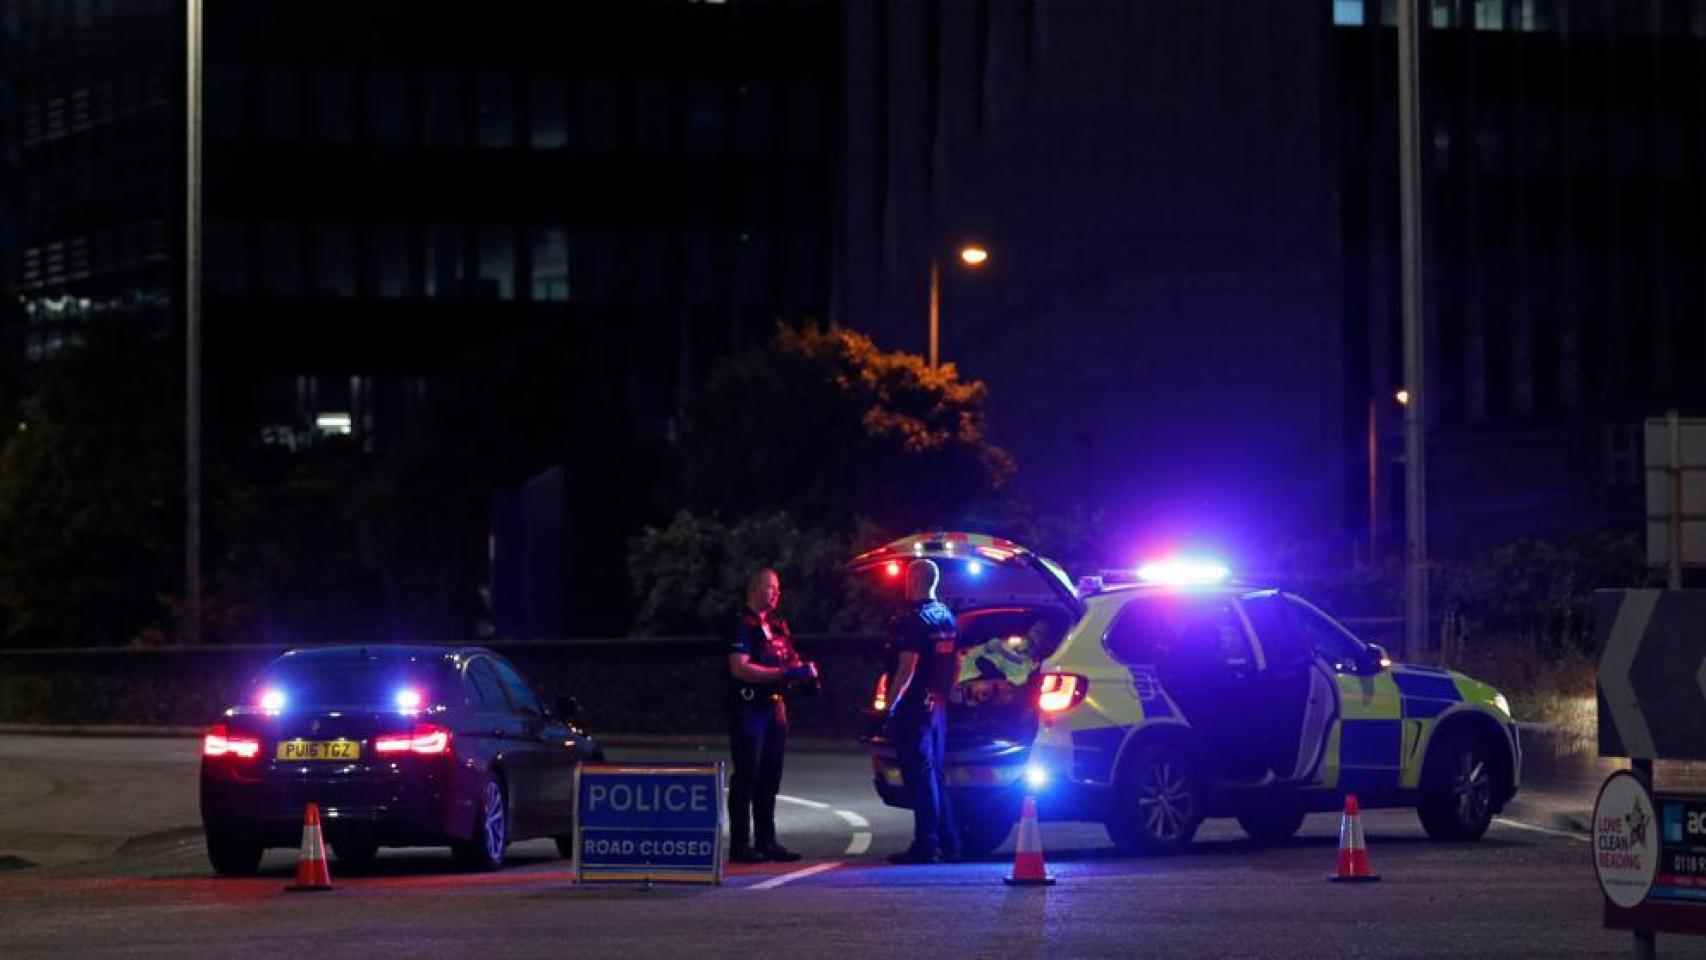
<box><xmin>584</xmin><ymin>838</ymin><xmax>715</xmax><ymax>858</ymax></box>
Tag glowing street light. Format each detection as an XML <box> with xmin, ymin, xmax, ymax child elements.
<box><xmin>959</xmin><ymin>246</ymin><xmax>990</xmax><ymax>267</ymax></box>
<box><xmin>929</xmin><ymin>243</ymin><xmax>991</xmax><ymax>368</ymax></box>
<box><xmin>1395</xmin><ymin>388</ymin><xmax>1411</xmax><ymax>406</ymax></box>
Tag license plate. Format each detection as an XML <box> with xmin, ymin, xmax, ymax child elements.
<box><xmin>277</xmin><ymin>739</ymin><xmax>360</xmax><ymax>761</ymax></box>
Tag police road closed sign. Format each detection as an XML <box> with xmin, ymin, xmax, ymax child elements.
<box><xmin>574</xmin><ymin>762</ymin><xmax>725</xmax><ymax>885</ymax></box>
<box><xmin>1596</xmin><ymin>771</ymin><xmax>1659</xmax><ymax>909</ymax></box>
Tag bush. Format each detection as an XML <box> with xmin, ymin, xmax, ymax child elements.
<box><xmin>628</xmin><ymin>511</ymin><xmax>888</xmax><ymax>636</ymax></box>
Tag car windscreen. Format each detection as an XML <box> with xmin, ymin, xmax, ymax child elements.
<box><xmin>255</xmin><ymin>658</ymin><xmax>457</xmax><ymax>711</ymax></box>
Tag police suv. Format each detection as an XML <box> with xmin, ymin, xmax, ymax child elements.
<box><xmin>855</xmin><ymin>533</ymin><xmax>1521</xmax><ymax>857</ymax></box>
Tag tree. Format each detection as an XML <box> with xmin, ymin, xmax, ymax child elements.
<box><xmin>0</xmin><ymin>331</ymin><xmax>180</xmax><ymax>646</ymax></box>
<box><xmin>682</xmin><ymin>325</ymin><xmax>1016</xmax><ymax>535</ymax></box>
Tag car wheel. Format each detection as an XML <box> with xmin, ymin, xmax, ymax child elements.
<box><xmin>1105</xmin><ymin>744</ymin><xmax>1203</xmax><ymax>855</ymax></box>
<box><xmin>1236</xmin><ymin>804</ymin><xmax>1306</xmax><ymax>843</ymax></box>
<box><xmin>955</xmin><ymin>809</ymin><xmax>1015</xmax><ymax>860</ymax></box>
<box><xmin>331</xmin><ymin>839</ymin><xmax>379</xmax><ymax>867</ymax></box>
<box><xmin>206</xmin><ymin>828</ymin><xmax>264</xmax><ymax>877</ymax></box>
<box><xmin>453</xmin><ymin>774</ymin><xmax>509</xmax><ymax>870</ymax></box>
<box><xmin>1417</xmin><ymin>732</ymin><xmax>1495</xmax><ymax>842</ymax></box>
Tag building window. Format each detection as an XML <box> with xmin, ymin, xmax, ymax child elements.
<box><xmin>477</xmin><ymin>72</ymin><xmax>514</xmax><ymax>148</ymax></box>
<box><xmin>685</xmin><ymin>228</ymin><xmax>716</xmax><ymax>304</ymax></box>
<box><xmin>1473</xmin><ymin>0</ymin><xmax>1505</xmax><ymax>29</ymax></box>
<box><xmin>259</xmin><ymin>221</ymin><xmax>302</xmax><ymax>295</ymax></box>
<box><xmin>785</xmin><ymin>81</ymin><xmax>824</xmax><ymax>157</ymax></box>
<box><xmin>260</xmin><ymin>65</ymin><xmax>302</xmax><ymax>141</ymax></box>
<box><xmin>312</xmin><ymin>222</ymin><xmax>356</xmax><ymax>297</ymax></box>
<box><xmin>684</xmin><ymin>77</ymin><xmax>726</xmax><ymax>155</ymax></box>
<box><xmin>1430</xmin><ymin>0</ymin><xmax>1454</xmax><ymax>28</ymax></box>
<box><xmin>529</xmin><ymin>74</ymin><xmax>568</xmax><ymax>149</ymax></box>
<box><xmin>207</xmin><ymin>64</ymin><xmax>246</xmax><ymax>139</ymax></box>
<box><xmin>421</xmin><ymin>71</ymin><xmax>463</xmax><ymax>147</ymax></box>
<box><xmin>1333</xmin><ymin>0</ymin><xmax>1366</xmax><ymax>26</ymax></box>
<box><xmin>582</xmin><ymin>77</ymin><xmax>620</xmax><ymax>151</ymax></box>
<box><xmin>575</xmin><ymin>229</ymin><xmax>615</xmax><ymax>302</ymax></box>
<box><xmin>634</xmin><ymin>76</ymin><xmax>672</xmax><ymax>153</ymax></box>
<box><xmin>206</xmin><ymin>219</ymin><xmax>249</xmax><ymax>295</ymax></box>
<box><xmin>310</xmin><ymin>66</ymin><xmax>356</xmax><ymax>143</ymax></box>
<box><xmin>735</xmin><ymin>81</ymin><xmax>776</xmax><ymax>157</ymax></box>
<box><xmin>477</xmin><ymin>225</ymin><xmax>514</xmax><ymax>299</ymax></box>
<box><xmin>369</xmin><ymin>223</ymin><xmax>410</xmax><ymax>298</ymax></box>
<box><xmin>735</xmin><ymin>231</ymin><xmax>769</xmax><ymax>305</ymax></box>
<box><xmin>530</xmin><ymin>227</ymin><xmax>569</xmax><ymax>301</ymax></box>
<box><xmin>425</xmin><ymin>224</ymin><xmax>465</xmax><ymax>299</ymax></box>
<box><xmin>367</xmin><ymin>68</ymin><xmax>409</xmax><ymax>145</ymax></box>
<box><xmin>631</xmin><ymin>228</ymin><xmax>668</xmax><ymax>302</ymax></box>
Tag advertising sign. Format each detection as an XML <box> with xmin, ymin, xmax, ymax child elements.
<box><xmin>1595</xmin><ymin>771</ymin><xmax>1659</xmax><ymax>910</ymax></box>
<box><xmin>574</xmin><ymin>762</ymin><xmax>725</xmax><ymax>885</ymax></box>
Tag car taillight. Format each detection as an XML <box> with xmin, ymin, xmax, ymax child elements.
<box><xmin>1037</xmin><ymin>673</ymin><xmax>1088</xmax><ymax>716</ymax></box>
<box><xmin>375</xmin><ymin>723</ymin><xmax>452</xmax><ymax>756</ymax></box>
<box><xmin>871</xmin><ymin>673</ymin><xmax>890</xmax><ymax>713</ymax></box>
<box><xmin>203</xmin><ymin>723</ymin><xmax>260</xmax><ymax>760</ymax></box>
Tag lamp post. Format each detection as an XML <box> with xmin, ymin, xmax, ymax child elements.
<box><xmin>928</xmin><ymin>245</ymin><xmax>989</xmax><ymax>369</ymax></box>
<box><xmin>185</xmin><ymin>0</ymin><xmax>203</xmax><ymax>645</ymax></box>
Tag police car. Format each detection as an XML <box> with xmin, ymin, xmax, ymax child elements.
<box><xmin>854</xmin><ymin>533</ymin><xmax>1521</xmax><ymax>857</ymax></box>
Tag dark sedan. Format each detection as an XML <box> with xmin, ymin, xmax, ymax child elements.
<box><xmin>200</xmin><ymin>644</ymin><xmax>601</xmax><ymax>875</ymax></box>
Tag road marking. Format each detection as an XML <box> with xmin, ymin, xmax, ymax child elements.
<box><xmin>834</xmin><ymin>809</ymin><xmax>870</xmax><ymax>829</ymax></box>
<box><xmin>846</xmin><ymin>831</ymin><xmax>872</xmax><ymax>855</ymax></box>
<box><xmin>779</xmin><ymin>795</ymin><xmax>874</xmax><ymax>857</ymax></box>
<box><xmin>749</xmin><ymin>862</ymin><xmax>839</xmax><ymax>890</ymax></box>
<box><xmin>777</xmin><ymin>794</ymin><xmax>830</xmax><ymax>810</ymax></box>
<box><xmin>1494</xmin><ymin>817</ymin><xmax>1589</xmax><ymax>843</ymax></box>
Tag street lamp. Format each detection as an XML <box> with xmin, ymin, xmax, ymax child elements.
<box><xmin>929</xmin><ymin>244</ymin><xmax>989</xmax><ymax>368</ymax></box>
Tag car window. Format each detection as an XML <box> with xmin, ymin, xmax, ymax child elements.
<box><xmin>489</xmin><ymin>658</ymin><xmax>544</xmax><ymax>716</ymax></box>
<box><xmin>1240</xmin><ymin>592</ymin><xmax>1313</xmax><ymax>669</ymax></box>
<box><xmin>465</xmin><ymin>658</ymin><xmax>511</xmax><ymax>711</ymax></box>
<box><xmin>1283</xmin><ymin>596</ymin><xmax>1367</xmax><ymax>673</ymax></box>
<box><xmin>1104</xmin><ymin>596</ymin><xmax>1252</xmax><ymax>672</ymax></box>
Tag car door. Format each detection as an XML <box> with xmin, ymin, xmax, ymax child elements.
<box><xmin>1141</xmin><ymin>595</ymin><xmax>1268</xmax><ymax>784</ymax></box>
<box><xmin>1238</xmin><ymin>592</ymin><xmax>1338</xmax><ymax>783</ymax></box>
<box><xmin>1283</xmin><ymin>595</ymin><xmax>1405</xmax><ymax>796</ymax></box>
<box><xmin>463</xmin><ymin>656</ymin><xmax>534</xmax><ymax>830</ymax></box>
<box><xmin>488</xmin><ymin>656</ymin><xmax>578</xmax><ymax>838</ymax></box>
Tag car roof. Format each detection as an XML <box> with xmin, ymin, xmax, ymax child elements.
<box><xmin>272</xmin><ymin>644</ymin><xmax>492</xmax><ymax>666</ymax></box>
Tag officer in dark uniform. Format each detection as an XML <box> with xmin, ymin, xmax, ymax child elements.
<box><xmin>883</xmin><ymin>558</ymin><xmax>962</xmax><ymax>864</ymax></box>
<box><xmin>726</xmin><ymin>567</ymin><xmax>817</xmax><ymax>864</ymax></box>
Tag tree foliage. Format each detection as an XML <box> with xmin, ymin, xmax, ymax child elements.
<box><xmin>0</xmin><ymin>331</ymin><xmax>180</xmax><ymax>646</ymax></box>
<box><xmin>681</xmin><ymin>325</ymin><xmax>1015</xmax><ymax>535</ymax></box>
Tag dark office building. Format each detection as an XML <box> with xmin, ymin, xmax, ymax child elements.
<box><xmin>12</xmin><ymin>0</ymin><xmax>837</xmax><ymax>635</ymax></box>
<box><xmin>837</xmin><ymin>1</ymin><xmax>1348</xmax><ymax>565</ymax></box>
<box><xmin>14</xmin><ymin>0</ymin><xmax>835</xmax><ymax>447</ymax></box>
<box><xmin>1335</xmin><ymin>0</ymin><xmax>1706</xmax><ymax>554</ymax></box>
<box><xmin>0</xmin><ymin>3</ymin><xmax>19</xmax><ymax>407</ymax></box>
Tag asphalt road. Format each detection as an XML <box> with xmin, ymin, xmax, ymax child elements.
<box><xmin>0</xmin><ymin>735</ymin><xmax>1702</xmax><ymax>959</ymax></box>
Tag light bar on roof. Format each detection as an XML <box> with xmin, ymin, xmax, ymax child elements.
<box><xmin>1136</xmin><ymin>558</ymin><xmax>1230</xmax><ymax>586</ymax></box>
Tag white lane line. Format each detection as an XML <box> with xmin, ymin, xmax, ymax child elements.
<box><xmin>776</xmin><ymin>794</ymin><xmax>830</xmax><ymax>810</ymax></box>
<box><xmin>1494</xmin><ymin>817</ymin><xmax>1589</xmax><ymax>843</ymax></box>
<box><xmin>749</xmin><ymin>862</ymin><xmax>840</xmax><ymax>890</ymax></box>
<box><xmin>846</xmin><ymin>832</ymin><xmax>872</xmax><ymax>855</ymax></box>
<box><xmin>833</xmin><ymin>809</ymin><xmax>870</xmax><ymax>829</ymax></box>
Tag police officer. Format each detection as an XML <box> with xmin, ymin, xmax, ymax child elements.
<box><xmin>726</xmin><ymin>567</ymin><xmax>816</xmax><ymax>864</ymax></box>
<box><xmin>883</xmin><ymin>559</ymin><xmax>962</xmax><ymax>864</ymax></box>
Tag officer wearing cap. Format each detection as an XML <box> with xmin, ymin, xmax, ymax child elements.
<box><xmin>883</xmin><ymin>558</ymin><xmax>962</xmax><ymax>864</ymax></box>
<box><xmin>726</xmin><ymin>567</ymin><xmax>817</xmax><ymax>864</ymax></box>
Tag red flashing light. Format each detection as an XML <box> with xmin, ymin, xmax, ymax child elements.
<box><xmin>884</xmin><ymin>561</ymin><xmax>902</xmax><ymax>578</ymax></box>
<box><xmin>203</xmin><ymin>723</ymin><xmax>260</xmax><ymax>760</ymax></box>
<box><xmin>376</xmin><ymin>724</ymin><xmax>453</xmax><ymax>756</ymax></box>
<box><xmin>871</xmin><ymin>673</ymin><xmax>890</xmax><ymax>713</ymax></box>
<box><xmin>1037</xmin><ymin>673</ymin><xmax>1088</xmax><ymax>716</ymax></box>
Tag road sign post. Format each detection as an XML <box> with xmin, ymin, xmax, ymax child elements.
<box><xmin>573</xmin><ymin>762</ymin><xmax>726</xmax><ymax>886</ymax></box>
<box><xmin>1597</xmin><ymin>589</ymin><xmax>1706</xmax><ymax>951</ymax></box>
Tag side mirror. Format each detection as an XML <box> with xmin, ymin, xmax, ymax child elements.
<box><xmin>553</xmin><ymin>695</ymin><xmax>583</xmax><ymax>725</ymax></box>
<box><xmin>1362</xmin><ymin>644</ymin><xmax>1392</xmax><ymax>675</ymax></box>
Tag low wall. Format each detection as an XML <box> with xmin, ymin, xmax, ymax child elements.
<box><xmin>0</xmin><ymin>636</ymin><xmax>889</xmax><ymax>741</ymax></box>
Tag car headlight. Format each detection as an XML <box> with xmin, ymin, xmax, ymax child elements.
<box><xmin>1492</xmin><ymin>693</ymin><xmax>1511</xmax><ymax>718</ymax></box>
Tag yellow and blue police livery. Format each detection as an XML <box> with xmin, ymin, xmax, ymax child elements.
<box><xmin>854</xmin><ymin>535</ymin><xmax>1521</xmax><ymax>857</ymax></box>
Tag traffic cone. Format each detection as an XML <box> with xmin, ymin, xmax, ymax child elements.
<box><xmin>1003</xmin><ymin>795</ymin><xmax>1055</xmax><ymax>886</ymax></box>
<box><xmin>1327</xmin><ymin>793</ymin><xmax>1379</xmax><ymax>882</ymax></box>
<box><xmin>285</xmin><ymin>803</ymin><xmax>333</xmax><ymax>892</ymax></box>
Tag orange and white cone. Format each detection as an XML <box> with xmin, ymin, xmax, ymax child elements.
<box><xmin>286</xmin><ymin>802</ymin><xmax>333</xmax><ymax>892</ymax></box>
<box><xmin>1327</xmin><ymin>793</ymin><xmax>1379</xmax><ymax>882</ymax></box>
<box><xmin>1003</xmin><ymin>795</ymin><xmax>1055</xmax><ymax>886</ymax></box>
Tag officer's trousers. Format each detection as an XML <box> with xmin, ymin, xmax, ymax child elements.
<box><xmin>728</xmin><ymin>698</ymin><xmax>787</xmax><ymax>849</ymax></box>
<box><xmin>895</xmin><ymin>702</ymin><xmax>959</xmax><ymax>857</ymax></box>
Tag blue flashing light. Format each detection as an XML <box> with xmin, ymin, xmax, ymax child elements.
<box><xmin>1136</xmin><ymin>557</ymin><xmax>1230</xmax><ymax>587</ymax></box>
<box><xmin>396</xmin><ymin>688</ymin><xmax>423</xmax><ymax>713</ymax></box>
<box><xmin>1024</xmin><ymin>764</ymin><xmax>1050</xmax><ymax>790</ymax></box>
<box><xmin>967</xmin><ymin>560</ymin><xmax>984</xmax><ymax>576</ymax></box>
<box><xmin>259</xmin><ymin>689</ymin><xmax>286</xmax><ymax>713</ymax></box>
